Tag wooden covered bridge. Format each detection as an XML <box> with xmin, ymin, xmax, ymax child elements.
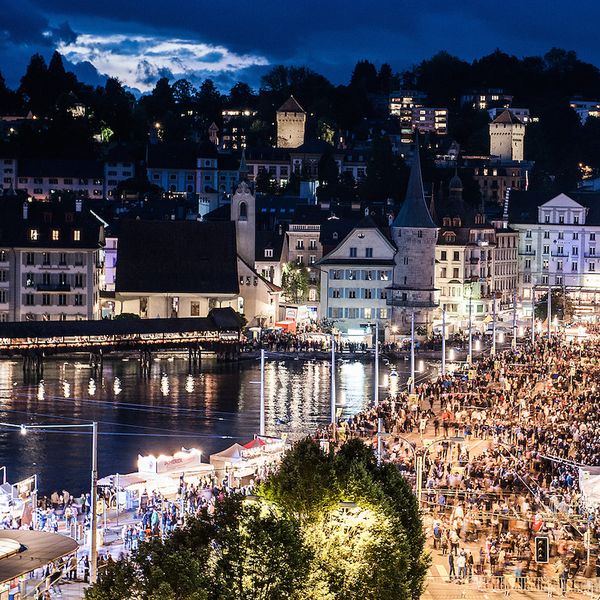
<box><xmin>0</xmin><ymin>307</ymin><xmax>243</xmax><ymax>375</ymax></box>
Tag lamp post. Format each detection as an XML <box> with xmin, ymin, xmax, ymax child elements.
<box><xmin>441</xmin><ymin>306</ymin><xmax>446</xmax><ymax>376</ymax></box>
<box><xmin>330</xmin><ymin>334</ymin><xmax>336</xmax><ymax>426</ymax></box>
<box><xmin>374</xmin><ymin>324</ymin><xmax>379</xmax><ymax>407</ymax></box>
<box><xmin>491</xmin><ymin>293</ymin><xmax>497</xmax><ymax>356</ymax></box>
<box><xmin>531</xmin><ymin>287</ymin><xmax>536</xmax><ymax>346</ymax></box>
<box><xmin>467</xmin><ymin>288</ymin><xmax>473</xmax><ymax>364</ymax></box>
<box><xmin>547</xmin><ymin>285</ymin><xmax>552</xmax><ymax>338</ymax></box>
<box><xmin>512</xmin><ymin>289</ymin><xmax>517</xmax><ymax>351</ymax></box>
<box><xmin>259</xmin><ymin>349</ymin><xmax>265</xmax><ymax>436</ymax></box>
<box><xmin>3</xmin><ymin>421</ymin><xmax>99</xmax><ymax>583</ymax></box>
<box><xmin>410</xmin><ymin>312</ymin><xmax>415</xmax><ymax>394</ymax></box>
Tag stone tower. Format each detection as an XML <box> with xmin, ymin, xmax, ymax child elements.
<box><xmin>489</xmin><ymin>109</ymin><xmax>525</xmax><ymax>162</ymax></box>
<box><xmin>231</xmin><ymin>178</ymin><xmax>255</xmax><ymax>266</ymax></box>
<box><xmin>276</xmin><ymin>96</ymin><xmax>306</xmax><ymax>148</ymax></box>
<box><xmin>390</xmin><ymin>146</ymin><xmax>439</xmax><ymax>332</ymax></box>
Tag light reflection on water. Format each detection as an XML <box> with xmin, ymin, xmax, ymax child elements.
<box><xmin>0</xmin><ymin>356</ymin><xmax>412</xmax><ymax>493</ymax></box>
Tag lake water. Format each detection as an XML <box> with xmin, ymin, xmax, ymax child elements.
<box><xmin>0</xmin><ymin>354</ymin><xmax>415</xmax><ymax>494</ymax></box>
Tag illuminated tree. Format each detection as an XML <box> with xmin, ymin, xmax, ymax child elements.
<box><xmin>281</xmin><ymin>262</ymin><xmax>309</xmax><ymax>304</ymax></box>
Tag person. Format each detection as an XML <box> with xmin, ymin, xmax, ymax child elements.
<box><xmin>82</xmin><ymin>555</ymin><xmax>90</xmax><ymax>583</ymax></box>
<box><xmin>467</xmin><ymin>551</ymin><xmax>474</xmax><ymax>580</ymax></box>
<box><xmin>457</xmin><ymin>550</ymin><xmax>466</xmax><ymax>581</ymax></box>
<box><xmin>68</xmin><ymin>554</ymin><xmax>77</xmax><ymax>580</ymax></box>
<box><xmin>448</xmin><ymin>552</ymin><xmax>456</xmax><ymax>580</ymax></box>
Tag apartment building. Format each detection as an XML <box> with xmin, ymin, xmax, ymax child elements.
<box><xmin>0</xmin><ymin>197</ymin><xmax>104</xmax><ymax>322</ymax></box>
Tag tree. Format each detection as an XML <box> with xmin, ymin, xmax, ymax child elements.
<box><xmin>261</xmin><ymin>438</ymin><xmax>428</xmax><ymax>600</ymax></box>
<box><xmin>85</xmin><ymin>496</ymin><xmax>311</xmax><ymax>600</ymax></box>
<box><xmin>228</xmin><ymin>82</ymin><xmax>256</xmax><ymax>108</ymax></box>
<box><xmin>281</xmin><ymin>262</ymin><xmax>309</xmax><ymax>304</ymax></box>
<box><xmin>19</xmin><ymin>54</ymin><xmax>49</xmax><ymax>115</ymax></box>
<box><xmin>534</xmin><ymin>289</ymin><xmax>574</xmax><ymax>323</ymax></box>
<box><xmin>318</xmin><ymin>148</ymin><xmax>338</xmax><ymax>187</ymax></box>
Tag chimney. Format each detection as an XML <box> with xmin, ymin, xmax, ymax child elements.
<box><xmin>75</xmin><ymin>198</ymin><xmax>83</xmax><ymax>213</ymax></box>
<box><xmin>22</xmin><ymin>202</ymin><xmax>28</xmax><ymax>220</ymax></box>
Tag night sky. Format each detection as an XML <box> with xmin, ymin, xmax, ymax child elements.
<box><xmin>1</xmin><ymin>0</ymin><xmax>599</xmax><ymax>92</ymax></box>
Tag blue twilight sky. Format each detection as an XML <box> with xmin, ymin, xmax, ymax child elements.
<box><xmin>1</xmin><ymin>0</ymin><xmax>599</xmax><ymax>93</ymax></box>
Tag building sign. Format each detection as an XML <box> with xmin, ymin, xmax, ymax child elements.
<box><xmin>138</xmin><ymin>448</ymin><xmax>203</xmax><ymax>474</ymax></box>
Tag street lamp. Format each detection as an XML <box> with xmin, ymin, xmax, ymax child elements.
<box><xmin>467</xmin><ymin>286</ymin><xmax>473</xmax><ymax>364</ymax></box>
<box><xmin>0</xmin><ymin>421</ymin><xmax>99</xmax><ymax>583</ymax></box>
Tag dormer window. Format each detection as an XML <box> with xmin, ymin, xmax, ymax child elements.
<box><xmin>574</xmin><ymin>215</ymin><xmax>580</xmax><ymax>225</ymax></box>
<box><xmin>264</xmin><ymin>248</ymin><xmax>273</xmax><ymax>258</ymax></box>
<box><xmin>29</xmin><ymin>229</ymin><xmax>39</xmax><ymax>241</ymax></box>
<box><xmin>417</xmin><ymin>230</ymin><xmax>423</xmax><ymax>238</ymax></box>
<box><xmin>442</xmin><ymin>217</ymin><xmax>451</xmax><ymax>226</ymax></box>
<box><xmin>453</xmin><ymin>217</ymin><xmax>461</xmax><ymax>227</ymax></box>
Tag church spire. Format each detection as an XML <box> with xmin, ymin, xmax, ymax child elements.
<box><xmin>392</xmin><ymin>140</ymin><xmax>436</xmax><ymax>229</ymax></box>
<box><xmin>238</xmin><ymin>148</ymin><xmax>249</xmax><ymax>181</ymax></box>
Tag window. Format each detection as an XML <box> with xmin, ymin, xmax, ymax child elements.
<box><xmin>453</xmin><ymin>268</ymin><xmax>459</xmax><ymax>278</ymax></box>
<box><xmin>379</xmin><ymin>271</ymin><xmax>389</xmax><ymax>281</ymax></box>
<box><xmin>556</xmin><ymin>276</ymin><xmax>563</xmax><ymax>285</ymax></box>
<box><xmin>0</xmin><ymin>271</ymin><xmax>5</xmax><ymax>283</ymax></box>
<box><xmin>332</xmin><ymin>232</ymin><xmax>338</xmax><ymax>240</ymax></box>
<box><xmin>74</xmin><ymin>294</ymin><xmax>84</xmax><ymax>306</ymax></box>
<box><xmin>573</xmin><ymin>233</ymin><xmax>579</xmax><ymax>240</ymax></box>
<box><xmin>48</xmin><ymin>178</ymin><xmax>58</xmax><ymax>185</ymax></box>
<box><xmin>64</xmin><ymin>178</ymin><xmax>73</xmax><ymax>185</ymax></box>
<box><xmin>348</xmin><ymin>270</ymin><xmax>357</xmax><ymax>280</ymax></box>
<box><xmin>348</xmin><ymin>289</ymin><xmax>357</xmax><ymax>299</ymax></box>
<box><xmin>349</xmin><ymin>247</ymin><xmax>357</xmax><ymax>257</ymax></box>
<box><xmin>309</xmin><ymin>255</ymin><xmax>316</xmax><ymax>264</ymax></box>
<box><xmin>25</xmin><ymin>293</ymin><xmax>34</xmax><ymax>306</ymax></box>
<box><xmin>524</xmin><ymin>259</ymin><xmax>531</xmax><ymax>269</ymax></box>
<box><xmin>74</xmin><ymin>274</ymin><xmax>83</xmax><ymax>287</ymax></box>
<box><xmin>29</xmin><ymin>229</ymin><xmax>39</xmax><ymax>241</ymax></box>
<box><xmin>558</xmin><ymin>232</ymin><xmax>564</xmax><ymax>240</ymax></box>
<box><xmin>59</xmin><ymin>253</ymin><xmax>67</xmax><ymax>265</ymax></box>
<box><xmin>296</xmin><ymin>255</ymin><xmax>304</xmax><ymax>265</ymax></box>
<box><xmin>591</xmin><ymin>233</ymin><xmax>597</xmax><ymax>241</ymax></box>
<box><xmin>74</xmin><ymin>253</ymin><xmax>84</xmax><ymax>266</ymax></box>
<box><xmin>417</xmin><ymin>230</ymin><xmax>423</xmax><ymax>238</ymax></box>
<box><xmin>440</xmin><ymin>251</ymin><xmax>447</xmax><ymax>261</ymax></box>
<box><xmin>58</xmin><ymin>294</ymin><xmax>67</xmax><ymax>306</ymax></box>
<box><xmin>591</xmin><ymin>263</ymin><xmax>596</xmax><ymax>272</ymax></box>
<box><xmin>42</xmin><ymin>252</ymin><xmax>50</xmax><ymax>266</ymax></box>
<box><xmin>309</xmin><ymin>240</ymin><xmax>317</xmax><ymax>250</ymax></box>
<box><xmin>544</xmin><ymin>215</ymin><xmax>550</xmax><ymax>223</ymax></box>
<box><xmin>543</xmin><ymin>231</ymin><xmax>550</xmax><ymax>239</ymax></box>
<box><xmin>379</xmin><ymin>309</ymin><xmax>388</xmax><ymax>319</ymax></box>
<box><xmin>332</xmin><ymin>270</ymin><xmax>342</xmax><ymax>280</ymax></box>
<box><xmin>0</xmin><ymin>251</ymin><xmax>5</xmax><ymax>262</ymax></box>
<box><xmin>574</xmin><ymin>216</ymin><xmax>580</xmax><ymax>224</ymax></box>
<box><xmin>42</xmin><ymin>273</ymin><xmax>50</xmax><ymax>285</ymax></box>
<box><xmin>590</xmin><ymin>247</ymin><xmax>596</xmax><ymax>256</ymax></box>
<box><xmin>264</xmin><ymin>249</ymin><xmax>273</xmax><ymax>258</ymax></box>
<box><xmin>572</xmin><ymin>262</ymin><xmax>578</xmax><ymax>272</ymax></box>
<box><xmin>542</xmin><ymin>275</ymin><xmax>548</xmax><ymax>285</ymax></box>
<box><xmin>238</xmin><ymin>202</ymin><xmax>247</xmax><ymax>221</ymax></box>
<box><xmin>559</xmin><ymin>215</ymin><xmax>564</xmax><ymax>224</ymax></box>
<box><xmin>441</xmin><ymin>267</ymin><xmax>447</xmax><ymax>278</ymax></box>
<box><xmin>42</xmin><ymin>294</ymin><xmax>51</xmax><ymax>306</ymax></box>
<box><xmin>573</xmin><ymin>247</ymin><xmax>579</xmax><ymax>256</ymax></box>
<box><xmin>542</xmin><ymin>260</ymin><xmax>549</xmax><ymax>270</ymax></box>
<box><xmin>296</xmin><ymin>240</ymin><xmax>304</xmax><ymax>250</ymax></box>
<box><xmin>52</xmin><ymin>229</ymin><xmax>59</xmax><ymax>241</ymax></box>
<box><xmin>365</xmin><ymin>247</ymin><xmax>373</xmax><ymax>258</ymax></box>
<box><xmin>331</xmin><ymin>289</ymin><xmax>341</xmax><ymax>299</ymax></box>
<box><xmin>364</xmin><ymin>289</ymin><xmax>373</xmax><ymax>299</ymax></box>
<box><xmin>25</xmin><ymin>253</ymin><xmax>34</xmax><ymax>266</ymax></box>
<box><xmin>453</xmin><ymin>251</ymin><xmax>459</xmax><ymax>261</ymax></box>
<box><xmin>543</xmin><ymin>245</ymin><xmax>549</xmax><ymax>254</ymax></box>
<box><xmin>73</xmin><ymin>230</ymin><xmax>81</xmax><ymax>241</ymax></box>
<box><xmin>364</xmin><ymin>308</ymin><xmax>372</xmax><ymax>320</ymax></box>
<box><xmin>557</xmin><ymin>261</ymin><xmax>563</xmax><ymax>271</ymax></box>
<box><xmin>526</xmin><ymin>230</ymin><xmax>532</xmax><ymax>239</ymax></box>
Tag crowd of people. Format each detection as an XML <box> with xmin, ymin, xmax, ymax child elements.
<box><xmin>319</xmin><ymin>333</ymin><xmax>600</xmax><ymax>592</ymax></box>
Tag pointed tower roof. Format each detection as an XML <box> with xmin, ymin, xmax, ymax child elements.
<box><xmin>277</xmin><ymin>95</ymin><xmax>305</xmax><ymax>113</ymax></box>
<box><xmin>392</xmin><ymin>145</ymin><xmax>436</xmax><ymax>229</ymax></box>
<box><xmin>238</xmin><ymin>148</ymin><xmax>248</xmax><ymax>179</ymax></box>
<box><xmin>492</xmin><ymin>109</ymin><xmax>522</xmax><ymax>125</ymax></box>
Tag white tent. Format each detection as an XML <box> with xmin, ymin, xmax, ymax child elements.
<box><xmin>579</xmin><ymin>466</ymin><xmax>600</xmax><ymax>506</ymax></box>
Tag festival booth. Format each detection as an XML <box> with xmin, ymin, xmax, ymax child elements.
<box><xmin>209</xmin><ymin>437</ymin><xmax>287</xmax><ymax>487</ymax></box>
<box><xmin>98</xmin><ymin>448</ymin><xmax>215</xmax><ymax>508</ymax></box>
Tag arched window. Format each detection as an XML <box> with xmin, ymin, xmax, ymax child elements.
<box><xmin>239</xmin><ymin>202</ymin><xmax>247</xmax><ymax>221</ymax></box>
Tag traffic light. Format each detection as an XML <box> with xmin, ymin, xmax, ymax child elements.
<box><xmin>535</xmin><ymin>536</ymin><xmax>549</xmax><ymax>563</ymax></box>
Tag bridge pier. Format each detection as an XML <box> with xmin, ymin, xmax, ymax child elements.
<box><xmin>22</xmin><ymin>352</ymin><xmax>44</xmax><ymax>381</ymax></box>
<box><xmin>89</xmin><ymin>349</ymin><xmax>104</xmax><ymax>375</ymax></box>
<box><xmin>188</xmin><ymin>347</ymin><xmax>201</xmax><ymax>373</ymax></box>
<box><xmin>139</xmin><ymin>350</ymin><xmax>152</xmax><ymax>377</ymax></box>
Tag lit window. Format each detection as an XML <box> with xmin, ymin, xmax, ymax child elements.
<box><xmin>29</xmin><ymin>229</ymin><xmax>39</xmax><ymax>241</ymax></box>
<box><xmin>52</xmin><ymin>229</ymin><xmax>59</xmax><ymax>241</ymax></box>
<box><xmin>73</xmin><ymin>229</ymin><xmax>81</xmax><ymax>241</ymax></box>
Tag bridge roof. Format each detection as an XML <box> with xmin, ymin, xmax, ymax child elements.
<box><xmin>0</xmin><ymin>308</ymin><xmax>243</xmax><ymax>339</ymax></box>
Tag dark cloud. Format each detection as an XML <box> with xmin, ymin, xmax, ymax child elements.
<box><xmin>2</xmin><ymin>0</ymin><xmax>600</xmax><ymax>90</ymax></box>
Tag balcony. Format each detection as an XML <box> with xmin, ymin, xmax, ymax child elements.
<box><xmin>519</xmin><ymin>250</ymin><xmax>535</xmax><ymax>256</ymax></box>
<box><xmin>36</xmin><ymin>284</ymin><xmax>71</xmax><ymax>292</ymax></box>
<box><xmin>387</xmin><ymin>298</ymin><xmax>439</xmax><ymax>308</ymax></box>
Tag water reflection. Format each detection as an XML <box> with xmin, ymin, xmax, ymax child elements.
<box><xmin>0</xmin><ymin>356</ymin><xmax>411</xmax><ymax>493</ymax></box>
